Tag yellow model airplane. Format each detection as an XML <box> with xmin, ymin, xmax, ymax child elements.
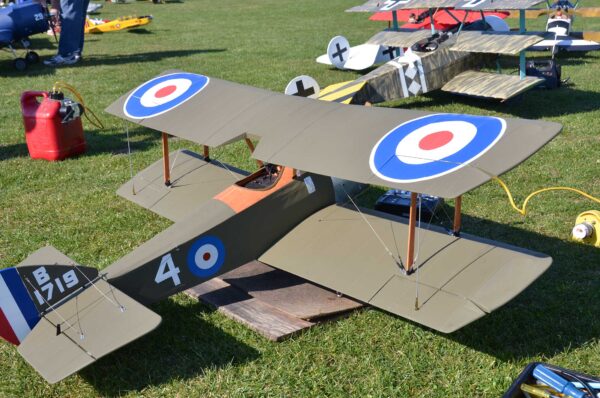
<box><xmin>84</xmin><ymin>15</ymin><xmax>152</xmax><ymax>34</ymax></box>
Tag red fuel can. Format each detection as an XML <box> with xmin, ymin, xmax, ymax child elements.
<box><xmin>20</xmin><ymin>91</ymin><xmax>86</xmax><ymax>161</ymax></box>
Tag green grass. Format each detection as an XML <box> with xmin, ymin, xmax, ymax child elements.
<box><xmin>1</xmin><ymin>0</ymin><xmax>600</xmax><ymax>396</ymax></box>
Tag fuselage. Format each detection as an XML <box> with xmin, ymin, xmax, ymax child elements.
<box><xmin>105</xmin><ymin>168</ymin><xmax>362</xmax><ymax>305</ymax></box>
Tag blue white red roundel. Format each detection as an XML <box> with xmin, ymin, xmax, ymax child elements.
<box><xmin>123</xmin><ymin>73</ymin><xmax>210</xmax><ymax>119</ymax></box>
<box><xmin>369</xmin><ymin>114</ymin><xmax>506</xmax><ymax>183</ymax></box>
<box><xmin>187</xmin><ymin>236</ymin><xmax>226</xmax><ymax>278</ymax></box>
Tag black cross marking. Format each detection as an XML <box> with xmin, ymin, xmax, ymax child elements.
<box><xmin>383</xmin><ymin>46</ymin><xmax>397</xmax><ymax>59</ymax></box>
<box><xmin>292</xmin><ymin>80</ymin><xmax>315</xmax><ymax>97</ymax></box>
<box><xmin>332</xmin><ymin>43</ymin><xmax>348</xmax><ymax>62</ymax></box>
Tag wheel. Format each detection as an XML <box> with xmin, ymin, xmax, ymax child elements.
<box><xmin>25</xmin><ymin>51</ymin><xmax>39</xmax><ymax>64</ymax></box>
<box><xmin>13</xmin><ymin>58</ymin><xmax>27</xmax><ymax>71</ymax></box>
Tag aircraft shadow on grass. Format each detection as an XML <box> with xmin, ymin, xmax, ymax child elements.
<box><xmin>81</xmin><ymin>48</ymin><xmax>226</xmax><ymax>68</ymax></box>
<box><xmin>0</xmin><ymin>49</ymin><xmax>225</xmax><ymax>77</ymax></box>
<box><xmin>80</xmin><ymin>299</ymin><xmax>258</xmax><ymax>396</ymax></box>
<box><xmin>404</xmin><ymin>83</ymin><xmax>600</xmax><ymax>119</ymax></box>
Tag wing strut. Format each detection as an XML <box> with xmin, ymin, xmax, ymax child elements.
<box><xmin>244</xmin><ymin>138</ymin><xmax>264</xmax><ymax>168</ymax></box>
<box><xmin>453</xmin><ymin>196</ymin><xmax>462</xmax><ymax>236</ymax></box>
<box><xmin>161</xmin><ymin>132</ymin><xmax>171</xmax><ymax>186</ymax></box>
<box><xmin>406</xmin><ymin>192</ymin><xmax>418</xmax><ymax>272</ymax></box>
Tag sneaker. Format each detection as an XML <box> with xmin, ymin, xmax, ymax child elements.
<box><xmin>43</xmin><ymin>53</ymin><xmax>81</xmax><ymax>67</ymax></box>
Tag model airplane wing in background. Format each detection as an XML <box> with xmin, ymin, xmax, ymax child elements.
<box><xmin>347</xmin><ymin>0</ymin><xmax>547</xmax><ymax>13</ymax></box>
<box><xmin>315</xmin><ymin>0</ymin><xmax>552</xmax><ymax>102</ymax></box>
<box><xmin>3</xmin><ymin>71</ymin><xmax>561</xmax><ymax>383</ymax></box>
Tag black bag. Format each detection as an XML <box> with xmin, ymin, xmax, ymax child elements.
<box><xmin>526</xmin><ymin>59</ymin><xmax>562</xmax><ymax>89</ymax></box>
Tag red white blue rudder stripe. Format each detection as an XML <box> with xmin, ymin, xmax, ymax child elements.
<box><xmin>123</xmin><ymin>73</ymin><xmax>210</xmax><ymax>119</ymax></box>
<box><xmin>0</xmin><ymin>268</ymin><xmax>40</xmax><ymax>345</ymax></box>
<box><xmin>369</xmin><ymin>114</ymin><xmax>506</xmax><ymax>183</ymax></box>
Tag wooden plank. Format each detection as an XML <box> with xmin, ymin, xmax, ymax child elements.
<box><xmin>186</xmin><ymin>278</ymin><xmax>314</xmax><ymax>342</ymax></box>
<box><xmin>220</xmin><ymin>261</ymin><xmax>363</xmax><ymax>321</ymax></box>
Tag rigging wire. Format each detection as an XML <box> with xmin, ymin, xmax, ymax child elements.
<box><xmin>23</xmin><ymin>277</ymin><xmax>83</xmax><ymax>337</ymax></box>
<box><xmin>340</xmin><ymin>185</ymin><xmax>404</xmax><ymax>270</ymax></box>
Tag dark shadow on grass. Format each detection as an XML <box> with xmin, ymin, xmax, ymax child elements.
<box><xmin>80</xmin><ymin>299</ymin><xmax>258</xmax><ymax>396</ymax></box>
<box><xmin>395</xmin><ymin>85</ymin><xmax>600</xmax><ymax>119</ymax></box>
<box><xmin>84</xmin><ymin>126</ymin><xmax>162</xmax><ymax>157</ymax></box>
<box><xmin>0</xmin><ymin>59</ymin><xmax>57</xmax><ymax>77</ymax></box>
<box><xmin>0</xmin><ymin>127</ymin><xmax>159</xmax><ymax>161</ymax></box>
<box><xmin>127</xmin><ymin>28</ymin><xmax>153</xmax><ymax>34</ymax></box>
<box><xmin>27</xmin><ymin>36</ymin><xmax>58</xmax><ymax>50</ymax></box>
<box><xmin>81</xmin><ymin>48</ymin><xmax>226</xmax><ymax>67</ymax></box>
<box><xmin>0</xmin><ymin>142</ymin><xmax>29</xmax><ymax>161</ymax></box>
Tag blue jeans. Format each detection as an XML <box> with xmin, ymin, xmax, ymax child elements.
<box><xmin>58</xmin><ymin>0</ymin><xmax>90</xmax><ymax>56</ymax></box>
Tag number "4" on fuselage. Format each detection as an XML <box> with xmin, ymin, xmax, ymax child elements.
<box><xmin>154</xmin><ymin>254</ymin><xmax>181</xmax><ymax>286</ymax></box>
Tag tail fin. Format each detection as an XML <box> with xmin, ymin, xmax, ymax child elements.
<box><xmin>0</xmin><ymin>246</ymin><xmax>98</xmax><ymax>346</ymax></box>
<box><xmin>4</xmin><ymin>246</ymin><xmax>161</xmax><ymax>384</ymax></box>
<box><xmin>327</xmin><ymin>35</ymin><xmax>351</xmax><ymax>69</ymax></box>
<box><xmin>284</xmin><ymin>75</ymin><xmax>320</xmax><ymax>98</ymax></box>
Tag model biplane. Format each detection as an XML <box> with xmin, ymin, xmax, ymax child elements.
<box><xmin>508</xmin><ymin>0</ymin><xmax>600</xmax><ymax>52</ymax></box>
<box><xmin>0</xmin><ymin>71</ymin><xmax>561</xmax><ymax>383</ymax></box>
<box><xmin>317</xmin><ymin>7</ymin><xmax>509</xmax><ymax>71</ymax></box>
<box><xmin>84</xmin><ymin>15</ymin><xmax>152</xmax><ymax>34</ymax></box>
<box><xmin>313</xmin><ymin>0</ymin><xmax>554</xmax><ymax>103</ymax></box>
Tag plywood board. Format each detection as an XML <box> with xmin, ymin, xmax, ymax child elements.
<box><xmin>221</xmin><ymin>261</ymin><xmax>363</xmax><ymax>321</ymax></box>
<box><xmin>186</xmin><ymin>278</ymin><xmax>314</xmax><ymax>341</ymax></box>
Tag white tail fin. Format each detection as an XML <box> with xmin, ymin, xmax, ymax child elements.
<box><xmin>284</xmin><ymin>75</ymin><xmax>320</xmax><ymax>98</ymax></box>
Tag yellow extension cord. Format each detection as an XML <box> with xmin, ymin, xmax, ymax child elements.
<box><xmin>51</xmin><ymin>81</ymin><xmax>104</xmax><ymax>130</ymax></box>
<box><xmin>492</xmin><ymin>176</ymin><xmax>600</xmax><ymax>216</ymax></box>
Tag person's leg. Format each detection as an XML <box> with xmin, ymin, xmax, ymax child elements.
<box><xmin>78</xmin><ymin>0</ymin><xmax>91</xmax><ymax>55</ymax></box>
<box><xmin>57</xmin><ymin>0</ymin><xmax>85</xmax><ymax>56</ymax></box>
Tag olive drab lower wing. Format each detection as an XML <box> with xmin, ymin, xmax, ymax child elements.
<box><xmin>117</xmin><ymin>149</ymin><xmax>248</xmax><ymax>222</ymax></box>
<box><xmin>259</xmin><ymin>204</ymin><xmax>552</xmax><ymax>333</ymax></box>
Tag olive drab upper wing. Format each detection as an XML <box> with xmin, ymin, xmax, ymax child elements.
<box><xmin>106</xmin><ymin>71</ymin><xmax>562</xmax><ymax>198</ymax></box>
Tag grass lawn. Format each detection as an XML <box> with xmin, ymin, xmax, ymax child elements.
<box><xmin>1</xmin><ymin>0</ymin><xmax>599</xmax><ymax>396</ymax></box>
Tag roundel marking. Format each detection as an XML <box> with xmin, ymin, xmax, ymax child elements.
<box><xmin>123</xmin><ymin>72</ymin><xmax>210</xmax><ymax>119</ymax></box>
<box><xmin>369</xmin><ymin>114</ymin><xmax>506</xmax><ymax>183</ymax></box>
<box><xmin>187</xmin><ymin>236</ymin><xmax>226</xmax><ymax>278</ymax></box>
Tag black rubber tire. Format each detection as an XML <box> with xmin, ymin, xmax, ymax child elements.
<box><xmin>25</xmin><ymin>51</ymin><xmax>39</xmax><ymax>64</ymax></box>
<box><xmin>13</xmin><ymin>58</ymin><xmax>27</xmax><ymax>71</ymax></box>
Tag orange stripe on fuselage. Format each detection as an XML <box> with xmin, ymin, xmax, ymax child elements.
<box><xmin>214</xmin><ymin>167</ymin><xmax>295</xmax><ymax>214</ymax></box>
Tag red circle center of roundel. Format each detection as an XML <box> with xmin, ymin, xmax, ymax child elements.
<box><xmin>418</xmin><ymin>131</ymin><xmax>454</xmax><ymax>150</ymax></box>
<box><xmin>203</xmin><ymin>252</ymin><xmax>211</xmax><ymax>261</ymax></box>
<box><xmin>155</xmin><ymin>85</ymin><xmax>177</xmax><ymax>98</ymax></box>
